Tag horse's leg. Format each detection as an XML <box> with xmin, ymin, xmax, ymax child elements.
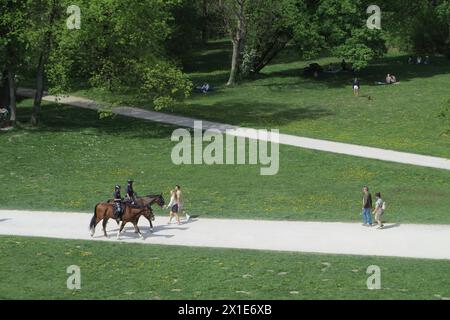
<box><xmin>133</xmin><ymin>220</ymin><xmax>144</xmax><ymax>240</ymax></box>
<box><xmin>117</xmin><ymin>221</ymin><xmax>126</xmax><ymax>240</ymax></box>
<box><xmin>90</xmin><ymin>205</ymin><xmax>102</xmax><ymax>237</ymax></box>
<box><xmin>102</xmin><ymin>218</ymin><xmax>109</xmax><ymax>238</ymax></box>
<box><xmin>145</xmin><ymin>216</ymin><xmax>154</xmax><ymax>232</ymax></box>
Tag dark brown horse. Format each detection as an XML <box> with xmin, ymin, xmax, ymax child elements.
<box><xmin>89</xmin><ymin>202</ymin><xmax>154</xmax><ymax>240</ymax></box>
<box><xmin>107</xmin><ymin>194</ymin><xmax>165</xmax><ymax>230</ymax></box>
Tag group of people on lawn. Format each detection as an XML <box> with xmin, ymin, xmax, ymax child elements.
<box><xmin>352</xmin><ymin>73</ymin><xmax>399</xmax><ymax>96</ymax></box>
<box><xmin>112</xmin><ymin>180</ymin><xmax>190</xmax><ymax>225</ymax></box>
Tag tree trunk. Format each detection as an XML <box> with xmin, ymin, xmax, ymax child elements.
<box><xmin>226</xmin><ymin>0</ymin><xmax>246</xmax><ymax>86</ymax></box>
<box><xmin>31</xmin><ymin>53</ymin><xmax>45</xmax><ymax>125</ymax></box>
<box><xmin>30</xmin><ymin>0</ymin><xmax>58</xmax><ymax>125</ymax></box>
<box><xmin>227</xmin><ymin>38</ymin><xmax>243</xmax><ymax>86</ymax></box>
<box><xmin>7</xmin><ymin>68</ymin><xmax>17</xmax><ymax>125</ymax></box>
<box><xmin>0</xmin><ymin>71</ymin><xmax>9</xmax><ymax>107</ymax></box>
<box><xmin>252</xmin><ymin>33</ymin><xmax>291</xmax><ymax>74</ymax></box>
<box><xmin>201</xmin><ymin>0</ymin><xmax>208</xmax><ymax>43</ymax></box>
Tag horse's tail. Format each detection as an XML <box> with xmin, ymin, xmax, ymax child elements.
<box><xmin>90</xmin><ymin>204</ymin><xmax>99</xmax><ymax>236</ymax></box>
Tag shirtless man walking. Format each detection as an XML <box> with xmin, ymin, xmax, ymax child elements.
<box><xmin>175</xmin><ymin>185</ymin><xmax>190</xmax><ymax>222</ymax></box>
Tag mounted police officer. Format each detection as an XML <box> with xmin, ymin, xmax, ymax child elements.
<box><xmin>125</xmin><ymin>179</ymin><xmax>137</xmax><ymax>204</ymax></box>
<box><xmin>113</xmin><ymin>185</ymin><xmax>124</xmax><ymax>219</ymax></box>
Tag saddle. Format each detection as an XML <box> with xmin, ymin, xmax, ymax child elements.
<box><xmin>113</xmin><ymin>202</ymin><xmax>123</xmax><ymax>219</ymax></box>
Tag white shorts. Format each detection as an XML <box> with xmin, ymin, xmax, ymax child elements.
<box><xmin>353</xmin><ymin>85</ymin><xmax>360</xmax><ymax>90</ymax></box>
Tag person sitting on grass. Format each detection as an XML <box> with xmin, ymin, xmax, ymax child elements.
<box><xmin>0</xmin><ymin>105</ymin><xmax>8</xmax><ymax>114</ymax></box>
<box><xmin>194</xmin><ymin>83</ymin><xmax>211</xmax><ymax>94</ymax></box>
<box><xmin>201</xmin><ymin>83</ymin><xmax>210</xmax><ymax>93</ymax></box>
<box><xmin>0</xmin><ymin>105</ymin><xmax>10</xmax><ymax>122</ymax></box>
<box><xmin>385</xmin><ymin>74</ymin><xmax>399</xmax><ymax>85</ymax></box>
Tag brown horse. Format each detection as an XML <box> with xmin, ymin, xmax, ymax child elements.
<box><xmin>89</xmin><ymin>202</ymin><xmax>154</xmax><ymax>240</ymax></box>
<box><xmin>107</xmin><ymin>194</ymin><xmax>165</xmax><ymax>230</ymax></box>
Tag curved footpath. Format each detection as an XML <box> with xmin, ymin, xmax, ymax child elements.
<box><xmin>1</xmin><ymin>210</ymin><xmax>450</xmax><ymax>260</ymax></box>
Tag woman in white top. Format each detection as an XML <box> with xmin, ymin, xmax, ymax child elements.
<box><xmin>373</xmin><ymin>192</ymin><xmax>385</xmax><ymax>229</ymax></box>
<box><xmin>175</xmin><ymin>185</ymin><xmax>190</xmax><ymax>222</ymax></box>
<box><xmin>166</xmin><ymin>190</ymin><xmax>180</xmax><ymax>225</ymax></box>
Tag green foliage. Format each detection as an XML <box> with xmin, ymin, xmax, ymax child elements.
<box><xmin>165</xmin><ymin>0</ymin><xmax>203</xmax><ymax>62</ymax></box>
<box><xmin>382</xmin><ymin>0</ymin><xmax>449</xmax><ymax>55</ymax></box>
<box><xmin>141</xmin><ymin>63</ymin><xmax>193</xmax><ymax>111</ymax></box>
<box><xmin>334</xmin><ymin>29</ymin><xmax>387</xmax><ymax>70</ymax></box>
<box><xmin>0</xmin><ymin>0</ymin><xmax>32</xmax><ymax>80</ymax></box>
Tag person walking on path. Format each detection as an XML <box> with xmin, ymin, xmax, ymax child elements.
<box><xmin>175</xmin><ymin>185</ymin><xmax>190</xmax><ymax>222</ymax></box>
<box><xmin>362</xmin><ymin>186</ymin><xmax>373</xmax><ymax>226</ymax></box>
<box><xmin>373</xmin><ymin>192</ymin><xmax>385</xmax><ymax>229</ymax></box>
<box><xmin>166</xmin><ymin>190</ymin><xmax>181</xmax><ymax>225</ymax></box>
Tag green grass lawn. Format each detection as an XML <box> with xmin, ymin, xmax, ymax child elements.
<box><xmin>0</xmin><ymin>235</ymin><xmax>449</xmax><ymax>300</ymax></box>
<box><xmin>71</xmin><ymin>41</ymin><xmax>450</xmax><ymax>158</ymax></box>
<box><xmin>1</xmin><ymin>99</ymin><xmax>450</xmax><ymax>224</ymax></box>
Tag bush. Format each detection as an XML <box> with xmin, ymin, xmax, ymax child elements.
<box><xmin>140</xmin><ymin>63</ymin><xmax>193</xmax><ymax>111</ymax></box>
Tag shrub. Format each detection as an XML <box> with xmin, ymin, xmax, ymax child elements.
<box><xmin>140</xmin><ymin>63</ymin><xmax>193</xmax><ymax>111</ymax></box>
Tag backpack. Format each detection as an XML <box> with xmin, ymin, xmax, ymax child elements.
<box><xmin>382</xmin><ymin>201</ymin><xmax>386</xmax><ymax>211</ymax></box>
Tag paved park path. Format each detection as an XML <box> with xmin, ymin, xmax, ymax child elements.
<box><xmin>17</xmin><ymin>88</ymin><xmax>450</xmax><ymax>171</ymax></box>
<box><xmin>1</xmin><ymin>209</ymin><xmax>450</xmax><ymax>260</ymax></box>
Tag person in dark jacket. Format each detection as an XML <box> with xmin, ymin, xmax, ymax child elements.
<box><xmin>362</xmin><ymin>186</ymin><xmax>373</xmax><ymax>226</ymax></box>
<box><xmin>113</xmin><ymin>185</ymin><xmax>124</xmax><ymax>219</ymax></box>
<box><xmin>125</xmin><ymin>179</ymin><xmax>136</xmax><ymax>203</ymax></box>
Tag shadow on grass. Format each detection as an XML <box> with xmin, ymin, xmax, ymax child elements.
<box><xmin>177</xmin><ymin>101</ymin><xmax>335</xmax><ymax>127</ymax></box>
<box><xmin>263</xmin><ymin>55</ymin><xmax>450</xmax><ymax>89</ymax></box>
<box><xmin>13</xmin><ymin>104</ymin><xmax>176</xmax><ymax>139</ymax></box>
<box><xmin>184</xmin><ymin>40</ymin><xmax>232</xmax><ymax>74</ymax></box>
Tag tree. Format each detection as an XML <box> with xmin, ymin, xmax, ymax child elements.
<box><xmin>219</xmin><ymin>0</ymin><xmax>247</xmax><ymax>86</ymax></box>
<box><xmin>315</xmin><ymin>0</ymin><xmax>387</xmax><ymax>71</ymax></box>
<box><xmin>45</xmin><ymin>0</ymin><xmax>193</xmax><ymax>111</ymax></box>
<box><xmin>26</xmin><ymin>0</ymin><xmax>66</xmax><ymax>125</ymax></box>
<box><xmin>0</xmin><ymin>0</ymin><xmax>30</xmax><ymax>125</ymax></box>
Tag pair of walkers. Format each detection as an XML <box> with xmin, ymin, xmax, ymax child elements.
<box><xmin>166</xmin><ymin>185</ymin><xmax>190</xmax><ymax>225</ymax></box>
<box><xmin>362</xmin><ymin>186</ymin><xmax>386</xmax><ymax>229</ymax></box>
